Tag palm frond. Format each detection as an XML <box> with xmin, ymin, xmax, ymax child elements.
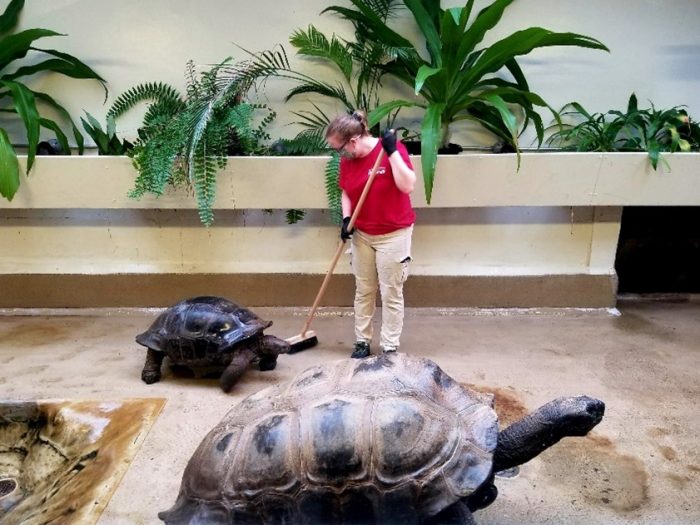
<box><xmin>291</xmin><ymin>26</ymin><xmax>353</xmax><ymax>81</ymax></box>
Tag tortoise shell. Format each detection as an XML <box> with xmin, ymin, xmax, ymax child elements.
<box><xmin>160</xmin><ymin>352</ymin><xmax>499</xmax><ymax>524</ymax></box>
<box><xmin>136</xmin><ymin>296</ymin><xmax>270</xmax><ymax>363</ymax></box>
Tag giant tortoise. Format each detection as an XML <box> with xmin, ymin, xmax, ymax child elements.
<box><xmin>159</xmin><ymin>352</ymin><xmax>604</xmax><ymax>524</ymax></box>
<box><xmin>136</xmin><ymin>296</ymin><xmax>290</xmax><ymax>392</ymax></box>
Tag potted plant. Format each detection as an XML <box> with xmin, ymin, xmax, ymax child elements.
<box><xmin>241</xmin><ymin>0</ymin><xmax>407</xmax><ymax>222</ymax></box>
<box><xmin>325</xmin><ymin>0</ymin><xmax>608</xmax><ymax>202</ymax></box>
<box><xmin>106</xmin><ymin>61</ymin><xmax>278</xmax><ymax>226</ymax></box>
<box><xmin>546</xmin><ymin>93</ymin><xmax>700</xmax><ymax>169</ymax></box>
<box><xmin>0</xmin><ymin>0</ymin><xmax>106</xmax><ymax>201</ymax></box>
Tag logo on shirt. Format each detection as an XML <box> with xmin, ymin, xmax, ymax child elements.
<box><xmin>371</xmin><ymin>167</ymin><xmax>387</xmax><ymax>176</ymax></box>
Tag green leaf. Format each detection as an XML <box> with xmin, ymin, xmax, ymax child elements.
<box><xmin>284</xmin><ymin>80</ymin><xmax>350</xmax><ymax>106</ymax></box>
<box><xmin>285</xmin><ymin>209</ymin><xmax>306</xmax><ymax>224</ymax></box>
<box><xmin>83</xmin><ymin>110</ymin><xmax>102</xmax><ymax>132</ymax></box>
<box><xmin>0</xmin><ymin>0</ymin><xmax>24</xmax><ymax>35</ymax></box>
<box><xmin>456</xmin><ymin>0</ymin><xmax>514</xmax><ymax>63</ymax></box>
<box><xmin>404</xmin><ymin>0</ymin><xmax>442</xmax><ymax>66</ymax></box>
<box><xmin>81</xmin><ymin>115</ymin><xmax>109</xmax><ymax>152</ymax></box>
<box><xmin>368</xmin><ymin>99</ymin><xmax>422</xmax><ymax>127</ymax></box>
<box><xmin>484</xmin><ymin>93</ymin><xmax>520</xmax><ymax>152</ymax></box>
<box><xmin>324</xmin><ymin>152</ymin><xmax>342</xmax><ymax>225</ymax></box>
<box><xmin>322</xmin><ymin>3</ymin><xmax>412</xmax><ymax>49</ymax></box>
<box><xmin>415</xmin><ymin>65</ymin><xmax>441</xmax><ymax>95</ymax></box>
<box><xmin>0</xmin><ymin>127</ymin><xmax>20</xmax><ymax>200</ymax></box>
<box><xmin>33</xmin><ymin>91</ymin><xmax>85</xmax><ymax>153</ymax></box>
<box><xmin>1</xmin><ymin>79</ymin><xmax>40</xmax><ymax>171</ymax></box>
<box><xmin>106</xmin><ymin>115</ymin><xmax>117</xmax><ymax>138</ymax></box>
<box><xmin>0</xmin><ymin>28</ymin><xmax>62</xmax><ymax>70</ymax></box>
<box><xmin>290</xmin><ymin>26</ymin><xmax>353</xmax><ymax>82</ymax></box>
<box><xmin>440</xmin><ymin>7</ymin><xmax>467</xmax><ymax>74</ymax></box>
<box><xmin>420</xmin><ymin>103</ymin><xmax>444</xmax><ymax>204</ymax></box>
<box><xmin>39</xmin><ymin>117</ymin><xmax>71</xmax><ymax>155</ymax></box>
<box><xmin>647</xmin><ymin>139</ymin><xmax>660</xmax><ymax>170</ymax></box>
<box><xmin>5</xmin><ymin>47</ymin><xmax>106</xmax><ymax>97</ymax></box>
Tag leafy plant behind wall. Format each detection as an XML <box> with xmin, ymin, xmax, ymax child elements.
<box><xmin>244</xmin><ymin>0</ymin><xmax>405</xmax><ymax>223</ymax></box>
<box><xmin>0</xmin><ymin>0</ymin><xmax>106</xmax><ymax>201</ymax></box>
<box><xmin>546</xmin><ymin>93</ymin><xmax>700</xmax><ymax>169</ymax></box>
<box><xmin>330</xmin><ymin>0</ymin><xmax>609</xmax><ymax>203</ymax></box>
<box><xmin>81</xmin><ymin>112</ymin><xmax>133</xmax><ymax>155</ymax></box>
<box><xmin>112</xmin><ymin>61</ymin><xmax>277</xmax><ymax>226</ymax></box>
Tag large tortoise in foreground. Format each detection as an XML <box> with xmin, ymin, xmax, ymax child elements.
<box><xmin>136</xmin><ymin>297</ymin><xmax>290</xmax><ymax>392</ymax></box>
<box><xmin>160</xmin><ymin>353</ymin><xmax>604</xmax><ymax>524</ymax></box>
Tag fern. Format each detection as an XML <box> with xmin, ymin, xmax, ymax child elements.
<box><xmin>286</xmin><ymin>209</ymin><xmax>306</xmax><ymax>224</ymax></box>
<box><xmin>192</xmin><ymin>140</ymin><xmax>219</xmax><ymax>226</ymax></box>
<box><xmin>123</xmin><ymin>58</ymin><xmax>278</xmax><ymax>225</ymax></box>
<box><xmin>226</xmin><ymin>103</ymin><xmax>276</xmax><ymax>155</ymax></box>
<box><xmin>325</xmin><ymin>153</ymin><xmax>342</xmax><ymax>225</ymax></box>
<box><xmin>107</xmin><ymin>82</ymin><xmax>184</xmax><ymax>120</ymax></box>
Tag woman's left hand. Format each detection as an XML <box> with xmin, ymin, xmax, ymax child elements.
<box><xmin>381</xmin><ymin>129</ymin><xmax>397</xmax><ymax>156</ymax></box>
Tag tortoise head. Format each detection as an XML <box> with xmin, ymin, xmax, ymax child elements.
<box><xmin>493</xmin><ymin>395</ymin><xmax>605</xmax><ymax>472</ymax></box>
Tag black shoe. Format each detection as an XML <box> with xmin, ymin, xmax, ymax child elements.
<box><xmin>350</xmin><ymin>341</ymin><xmax>371</xmax><ymax>359</ymax></box>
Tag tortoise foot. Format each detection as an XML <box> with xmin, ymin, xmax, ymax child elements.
<box><xmin>258</xmin><ymin>357</ymin><xmax>277</xmax><ymax>372</ymax></box>
<box><xmin>141</xmin><ymin>368</ymin><xmax>162</xmax><ymax>385</ymax></box>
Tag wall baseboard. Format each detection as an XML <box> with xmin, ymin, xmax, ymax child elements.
<box><xmin>0</xmin><ymin>273</ymin><xmax>617</xmax><ymax>308</ymax></box>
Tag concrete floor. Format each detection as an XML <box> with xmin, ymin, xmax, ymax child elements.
<box><xmin>0</xmin><ymin>297</ymin><xmax>698</xmax><ymax>525</ymax></box>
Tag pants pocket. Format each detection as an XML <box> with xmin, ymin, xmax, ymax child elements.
<box><xmin>399</xmin><ymin>256</ymin><xmax>411</xmax><ymax>283</ymax></box>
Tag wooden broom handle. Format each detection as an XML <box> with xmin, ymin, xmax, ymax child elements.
<box><xmin>301</xmin><ymin>149</ymin><xmax>386</xmax><ymax>336</ymax></box>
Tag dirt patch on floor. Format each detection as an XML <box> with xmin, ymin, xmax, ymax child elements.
<box><xmin>0</xmin><ymin>319</ymin><xmax>90</xmax><ymax>347</ymax></box>
<box><xmin>461</xmin><ymin>383</ymin><xmax>529</xmax><ymax>428</ymax></box>
<box><xmin>538</xmin><ymin>434</ymin><xmax>649</xmax><ymax>514</ymax></box>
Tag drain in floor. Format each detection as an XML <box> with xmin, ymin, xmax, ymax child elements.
<box><xmin>0</xmin><ymin>478</ymin><xmax>18</xmax><ymax>498</ymax></box>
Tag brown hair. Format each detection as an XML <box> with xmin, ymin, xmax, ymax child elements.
<box><xmin>325</xmin><ymin>110</ymin><xmax>370</xmax><ymax>141</ymax></box>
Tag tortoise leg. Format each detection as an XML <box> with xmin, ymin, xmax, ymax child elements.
<box><xmin>220</xmin><ymin>349</ymin><xmax>256</xmax><ymax>393</ymax></box>
<box><xmin>466</xmin><ymin>479</ymin><xmax>498</xmax><ymax>512</ymax></box>
<box><xmin>141</xmin><ymin>348</ymin><xmax>165</xmax><ymax>384</ymax></box>
<box><xmin>258</xmin><ymin>356</ymin><xmax>277</xmax><ymax>371</ymax></box>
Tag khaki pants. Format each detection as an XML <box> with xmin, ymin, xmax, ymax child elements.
<box><xmin>350</xmin><ymin>226</ymin><xmax>413</xmax><ymax>351</ymax></box>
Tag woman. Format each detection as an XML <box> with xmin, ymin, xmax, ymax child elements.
<box><xmin>325</xmin><ymin>110</ymin><xmax>417</xmax><ymax>358</ymax></box>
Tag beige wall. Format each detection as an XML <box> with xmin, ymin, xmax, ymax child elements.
<box><xmin>5</xmin><ymin>151</ymin><xmax>699</xmax><ymax>307</ymax></box>
<box><xmin>0</xmin><ymin>154</ymin><xmax>639</xmax><ymax>307</ymax></box>
<box><xmin>5</xmin><ymin>155</ymin><xmax>631</xmax><ymax>277</ymax></box>
<box><xmin>8</xmin><ymin>0</ymin><xmax>700</xmax><ymax>148</ymax></box>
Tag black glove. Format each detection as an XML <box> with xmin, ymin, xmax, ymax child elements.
<box><xmin>340</xmin><ymin>216</ymin><xmax>354</xmax><ymax>242</ymax></box>
<box><xmin>381</xmin><ymin>129</ymin><xmax>397</xmax><ymax>156</ymax></box>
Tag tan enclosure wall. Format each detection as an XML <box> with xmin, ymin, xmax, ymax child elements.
<box><xmin>7</xmin><ymin>151</ymin><xmax>700</xmax><ymax>308</ymax></box>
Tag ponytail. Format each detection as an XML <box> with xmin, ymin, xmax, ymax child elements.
<box><xmin>326</xmin><ymin>109</ymin><xmax>370</xmax><ymax>141</ymax></box>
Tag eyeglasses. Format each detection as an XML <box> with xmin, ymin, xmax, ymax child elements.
<box><xmin>332</xmin><ymin>135</ymin><xmax>358</xmax><ymax>153</ymax></box>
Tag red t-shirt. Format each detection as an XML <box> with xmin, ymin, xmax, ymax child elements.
<box><xmin>338</xmin><ymin>140</ymin><xmax>416</xmax><ymax>235</ymax></box>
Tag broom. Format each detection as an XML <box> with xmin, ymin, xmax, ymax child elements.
<box><xmin>287</xmin><ymin>149</ymin><xmax>386</xmax><ymax>353</ymax></box>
